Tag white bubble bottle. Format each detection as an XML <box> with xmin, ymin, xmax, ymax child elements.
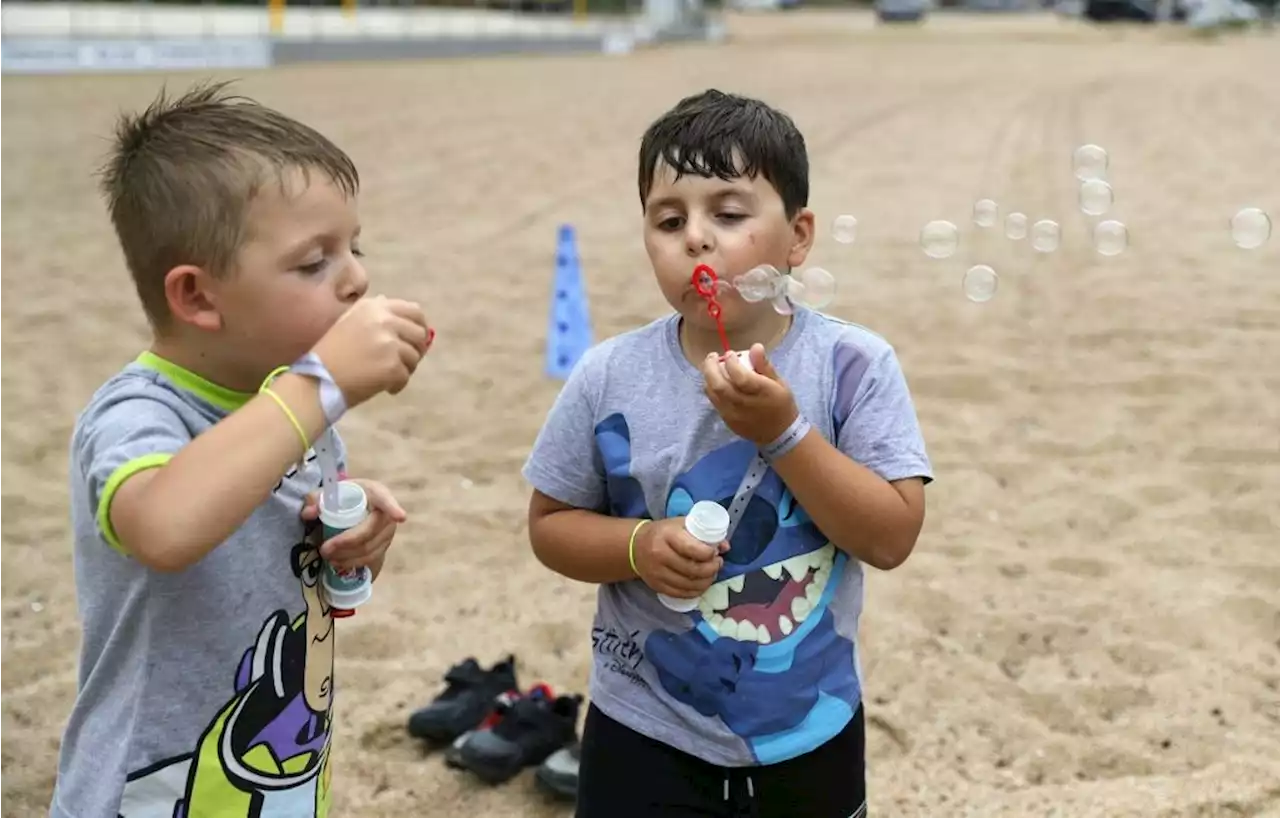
<box><xmin>658</xmin><ymin>501</ymin><xmax>730</xmax><ymax>613</ymax></box>
<box><xmin>319</xmin><ymin>480</ymin><xmax>374</xmax><ymax>617</ymax></box>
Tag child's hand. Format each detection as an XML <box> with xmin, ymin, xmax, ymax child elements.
<box><xmin>312</xmin><ymin>295</ymin><xmax>434</xmax><ymax>409</ymax></box>
<box><xmin>701</xmin><ymin>343</ymin><xmax>800</xmax><ymax>447</ymax></box>
<box><xmin>302</xmin><ymin>479</ymin><xmax>407</xmax><ymax>573</ymax></box>
<box><xmin>633</xmin><ymin>517</ymin><xmax>728</xmax><ymax>599</ymax></box>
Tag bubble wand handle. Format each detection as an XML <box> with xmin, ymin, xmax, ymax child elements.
<box><xmin>691</xmin><ymin>264</ymin><xmax>731</xmax><ymax>353</ymax></box>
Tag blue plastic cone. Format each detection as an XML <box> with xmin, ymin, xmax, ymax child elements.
<box><xmin>545</xmin><ymin>224</ymin><xmax>594</xmax><ymax>379</ymax></box>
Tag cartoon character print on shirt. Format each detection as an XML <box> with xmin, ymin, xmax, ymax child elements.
<box><xmin>117</xmin><ymin>515</ymin><xmax>338</xmax><ymax>818</ymax></box>
<box><xmin>594</xmin><ymin>412</ymin><xmax>859</xmax><ymax>765</ymax></box>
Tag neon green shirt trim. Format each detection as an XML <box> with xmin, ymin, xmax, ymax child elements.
<box><xmin>96</xmin><ymin>453</ymin><xmax>173</xmax><ymax>554</ymax></box>
<box><xmin>97</xmin><ymin>353</ymin><xmax>255</xmax><ymax>554</ymax></box>
<box><xmin>136</xmin><ymin>351</ymin><xmax>255</xmax><ymax>412</ymax></box>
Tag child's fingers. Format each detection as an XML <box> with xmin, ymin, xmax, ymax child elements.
<box><xmin>319</xmin><ymin>512</ymin><xmax>381</xmax><ymax>560</ymax></box>
<box><xmin>300</xmin><ymin>491</ymin><xmax>320</xmax><ymax>520</ymax></box>
<box><xmin>701</xmin><ymin>353</ymin><xmax>731</xmax><ymax>394</ymax></box>
<box><xmin>358</xmin><ymin>480</ymin><xmax>408</xmax><ymax>523</ymax></box>
<box><xmin>655</xmin><ymin>569</ymin><xmax>708</xmax><ymax>598</ymax></box>
<box><xmin>329</xmin><ymin>522</ymin><xmax>395</xmax><ymax>572</ymax></box>
<box><xmin>666</xmin><ymin>533</ymin><xmax>718</xmax><ymax>563</ymax></box>
<box><xmin>322</xmin><ymin>511</ymin><xmax>398</xmax><ymax>563</ymax></box>
<box><xmin>672</xmin><ymin>554</ymin><xmax>721</xmax><ymax>582</ymax></box>
<box><xmin>353</xmin><ymin>522</ymin><xmax>395</xmax><ymax>562</ymax></box>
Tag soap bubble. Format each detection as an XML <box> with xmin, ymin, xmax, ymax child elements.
<box><xmin>831</xmin><ymin>215</ymin><xmax>858</xmax><ymax>245</ymax></box>
<box><xmin>1230</xmin><ymin>207</ymin><xmax>1271</xmax><ymax>250</ymax></box>
<box><xmin>1079</xmin><ymin>179</ymin><xmax>1114</xmax><ymax>216</ymax></box>
<box><xmin>1093</xmin><ymin>220</ymin><xmax>1128</xmax><ymax>256</ymax></box>
<box><xmin>963</xmin><ymin>265</ymin><xmax>999</xmax><ymax>303</ymax></box>
<box><xmin>1031</xmin><ymin>219</ymin><xmax>1061</xmax><ymax>253</ymax></box>
<box><xmin>772</xmin><ymin>282</ymin><xmax>797</xmax><ymax>316</ymax></box>
<box><xmin>735</xmin><ymin>265</ymin><xmax>780</xmax><ymax>302</ymax></box>
<box><xmin>921</xmin><ymin>220</ymin><xmax>960</xmax><ymax>259</ymax></box>
<box><xmin>797</xmin><ymin>266</ymin><xmax>836</xmax><ymax>309</ymax></box>
<box><xmin>1073</xmin><ymin>144</ymin><xmax>1108</xmax><ymax>181</ymax></box>
<box><xmin>973</xmin><ymin>199</ymin><xmax>999</xmax><ymax>228</ymax></box>
<box><xmin>1005</xmin><ymin>212</ymin><xmax>1028</xmax><ymax>240</ymax></box>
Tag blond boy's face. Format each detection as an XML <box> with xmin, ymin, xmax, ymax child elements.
<box><xmin>212</xmin><ymin>168</ymin><xmax>368</xmax><ymax>376</ymax></box>
<box><xmin>642</xmin><ymin>159</ymin><xmax>813</xmax><ymax>334</ymax></box>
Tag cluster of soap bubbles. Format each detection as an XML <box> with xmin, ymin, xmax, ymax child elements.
<box><xmin>1072</xmin><ymin>144</ymin><xmax>1130</xmax><ymax>258</ymax></box>
<box><xmin>697</xmin><ymin>214</ymin><xmax>850</xmax><ymax>315</ymax></box>
<box><xmin>816</xmin><ymin>146</ymin><xmax>1271</xmax><ymax>309</ymax></box>
<box><xmin>913</xmin><ymin>144</ymin><xmax>1130</xmax><ymax>303</ymax></box>
<box><xmin>730</xmin><ymin>263</ymin><xmax>838</xmax><ymax>315</ymax></box>
<box><xmin>1073</xmin><ymin>145</ymin><xmax>1272</xmax><ymax>253</ymax></box>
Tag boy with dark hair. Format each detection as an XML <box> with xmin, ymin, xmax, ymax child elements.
<box><xmin>50</xmin><ymin>81</ymin><xmax>432</xmax><ymax>818</ymax></box>
<box><xmin>523</xmin><ymin>88</ymin><xmax>933</xmax><ymax>817</ymax></box>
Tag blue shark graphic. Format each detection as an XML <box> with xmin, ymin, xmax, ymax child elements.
<box><xmin>594</xmin><ymin>413</ymin><xmax>859</xmax><ymax>764</ymax></box>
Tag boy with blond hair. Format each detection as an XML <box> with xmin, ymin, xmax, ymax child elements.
<box><xmin>523</xmin><ymin>89</ymin><xmax>933</xmax><ymax>817</ymax></box>
<box><xmin>49</xmin><ymin>81</ymin><xmax>432</xmax><ymax>818</ymax></box>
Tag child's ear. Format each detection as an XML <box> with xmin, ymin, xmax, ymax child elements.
<box><xmin>787</xmin><ymin>207</ymin><xmax>817</xmax><ymax>269</ymax></box>
<box><xmin>163</xmin><ymin>264</ymin><xmax>224</xmax><ymax>333</ymax></box>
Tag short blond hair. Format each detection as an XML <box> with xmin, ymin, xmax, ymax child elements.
<box><xmin>98</xmin><ymin>80</ymin><xmax>359</xmax><ymax>329</ymax></box>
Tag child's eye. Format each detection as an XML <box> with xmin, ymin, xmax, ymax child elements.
<box><xmin>719</xmin><ymin>212</ymin><xmax>747</xmax><ymax>223</ymax></box>
<box><xmin>297</xmin><ymin>259</ymin><xmax>328</xmax><ymax>276</ymax></box>
<box><xmin>352</xmin><ymin>247</ymin><xmax>365</xmax><ymax>258</ymax></box>
<box><xmin>658</xmin><ymin>217</ymin><xmax>684</xmax><ymax>231</ymax></box>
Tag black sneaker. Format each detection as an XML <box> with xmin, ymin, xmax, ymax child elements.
<box><xmin>535</xmin><ymin>739</ymin><xmax>580</xmax><ymax>800</ymax></box>
<box><xmin>443</xmin><ymin>689</ymin><xmax>524</xmax><ymax>768</ymax></box>
<box><xmin>407</xmin><ymin>655</ymin><xmax>518</xmax><ymax>743</ymax></box>
<box><xmin>458</xmin><ymin>688</ymin><xmax>583</xmax><ymax>784</ymax></box>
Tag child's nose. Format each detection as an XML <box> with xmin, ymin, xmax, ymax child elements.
<box><xmin>684</xmin><ymin>219</ymin><xmax>716</xmax><ymax>257</ymax></box>
<box><xmin>341</xmin><ymin>258</ymin><xmax>369</xmax><ymax>301</ymax></box>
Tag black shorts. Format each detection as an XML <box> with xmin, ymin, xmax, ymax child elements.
<box><xmin>574</xmin><ymin>702</ymin><xmax>867</xmax><ymax>818</ymax></box>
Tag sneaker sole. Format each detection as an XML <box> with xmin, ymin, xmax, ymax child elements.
<box><xmin>460</xmin><ymin>754</ymin><xmax>525</xmax><ymax>785</ymax></box>
<box><xmin>408</xmin><ymin>724</ymin><xmax>460</xmax><ymax>743</ymax></box>
<box><xmin>534</xmin><ymin>766</ymin><xmax>578</xmax><ymax>800</ymax></box>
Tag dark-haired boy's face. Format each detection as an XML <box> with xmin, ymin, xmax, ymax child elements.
<box><xmin>642</xmin><ymin>158</ymin><xmax>813</xmax><ymax>333</ymax></box>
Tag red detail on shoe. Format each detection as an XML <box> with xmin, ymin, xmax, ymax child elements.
<box><xmin>478</xmin><ymin>689</ymin><xmax>523</xmax><ymax>730</ymax></box>
<box><xmin>528</xmin><ymin>683</ymin><xmax>555</xmax><ymax>699</ymax></box>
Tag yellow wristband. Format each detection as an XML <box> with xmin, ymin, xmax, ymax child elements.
<box><xmin>628</xmin><ymin>519</ymin><xmax>650</xmax><ymax>576</ymax></box>
<box><xmin>260</xmin><ymin>387</ymin><xmax>310</xmax><ymax>459</ymax></box>
<box><xmin>260</xmin><ymin>365</ymin><xmax>291</xmax><ymax>389</ymax></box>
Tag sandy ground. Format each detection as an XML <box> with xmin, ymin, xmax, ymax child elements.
<box><xmin>3</xmin><ymin>9</ymin><xmax>1280</xmax><ymax>817</ymax></box>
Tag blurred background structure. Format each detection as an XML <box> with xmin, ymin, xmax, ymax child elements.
<box><xmin>0</xmin><ymin>0</ymin><xmax>726</xmax><ymax>73</ymax></box>
<box><xmin>1</xmin><ymin>0</ymin><xmax>1272</xmax><ymax>75</ymax></box>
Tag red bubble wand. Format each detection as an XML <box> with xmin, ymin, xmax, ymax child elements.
<box><xmin>691</xmin><ymin>264</ymin><xmax>731</xmax><ymax>354</ymax></box>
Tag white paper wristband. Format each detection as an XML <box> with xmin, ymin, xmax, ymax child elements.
<box><xmin>289</xmin><ymin>352</ymin><xmax>348</xmax><ymax>427</ymax></box>
<box><xmin>761</xmin><ymin>414</ymin><xmax>811</xmax><ymax>461</ymax></box>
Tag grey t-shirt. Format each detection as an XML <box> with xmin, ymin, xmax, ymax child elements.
<box><xmin>51</xmin><ymin>351</ymin><xmax>347</xmax><ymax>818</ymax></box>
<box><xmin>522</xmin><ymin>307</ymin><xmax>933</xmax><ymax>767</ymax></box>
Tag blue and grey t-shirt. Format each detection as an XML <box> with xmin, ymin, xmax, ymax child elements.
<box><xmin>52</xmin><ymin>351</ymin><xmax>346</xmax><ymax>818</ymax></box>
<box><xmin>523</xmin><ymin>307</ymin><xmax>933</xmax><ymax>767</ymax></box>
